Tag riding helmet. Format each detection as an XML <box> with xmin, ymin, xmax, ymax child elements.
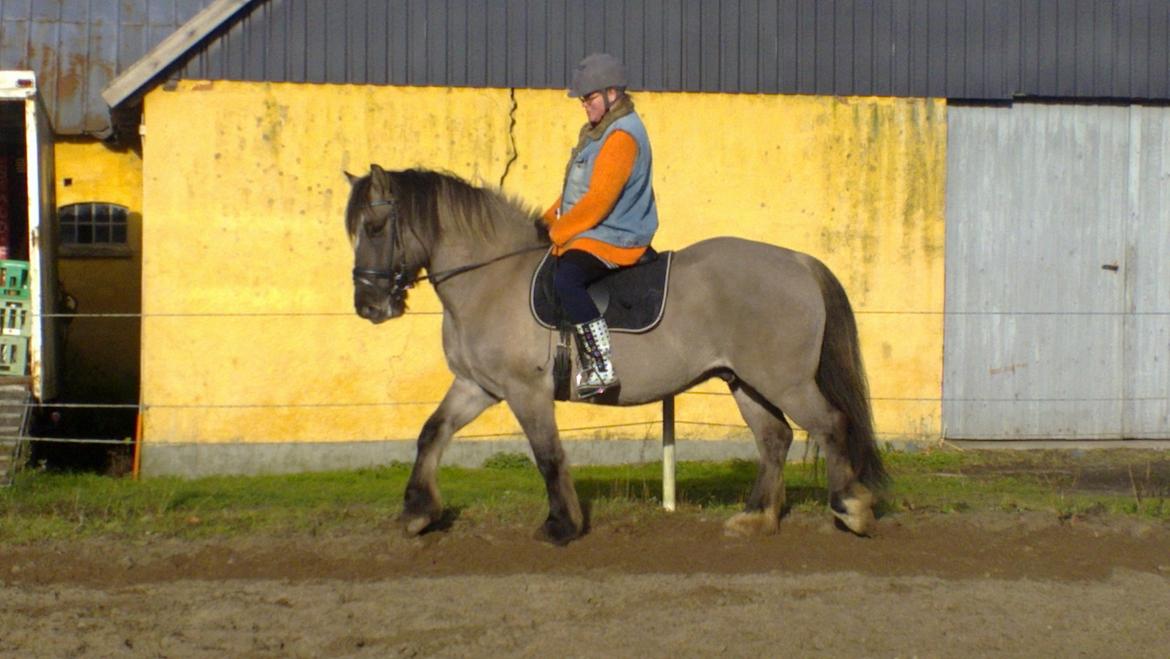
<box><xmin>568</xmin><ymin>53</ymin><xmax>628</xmax><ymax>98</ymax></box>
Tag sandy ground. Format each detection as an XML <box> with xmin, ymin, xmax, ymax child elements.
<box><xmin>3</xmin><ymin>510</ymin><xmax>1169</xmax><ymax>658</ymax></box>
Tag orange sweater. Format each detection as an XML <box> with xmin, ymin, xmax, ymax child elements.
<box><xmin>542</xmin><ymin>130</ymin><xmax>648</xmax><ymax>266</ymax></box>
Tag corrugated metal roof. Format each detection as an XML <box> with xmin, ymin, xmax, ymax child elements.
<box><xmin>5</xmin><ymin>0</ymin><xmax>1170</xmax><ymax>139</ymax></box>
<box><xmin>0</xmin><ymin>0</ymin><xmax>216</xmax><ymax>136</ymax></box>
<box><xmin>176</xmin><ymin>0</ymin><xmax>1170</xmax><ymax>100</ymax></box>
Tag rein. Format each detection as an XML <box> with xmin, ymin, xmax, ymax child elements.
<box><xmin>419</xmin><ymin>244</ymin><xmax>549</xmax><ymax>286</ymax></box>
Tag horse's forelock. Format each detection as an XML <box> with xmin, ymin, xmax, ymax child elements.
<box><xmin>388</xmin><ymin>170</ymin><xmax>443</xmax><ymax>248</ymax></box>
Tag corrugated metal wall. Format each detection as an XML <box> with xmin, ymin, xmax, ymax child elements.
<box><xmin>181</xmin><ymin>0</ymin><xmax>1170</xmax><ymax>100</ymax></box>
<box><xmin>0</xmin><ymin>0</ymin><xmax>215</xmax><ymax>135</ymax></box>
<box><xmin>944</xmin><ymin>103</ymin><xmax>1170</xmax><ymax>440</ymax></box>
<box><xmin>1126</xmin><ymin>106</ymin><xmax>1170</xmax><ymax>438</ymax></box>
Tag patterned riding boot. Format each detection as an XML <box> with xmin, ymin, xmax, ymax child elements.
<box><xmin>573</xmin><ymin>318</ymin><xmax>619</xmax><ymax>398</ymax></box>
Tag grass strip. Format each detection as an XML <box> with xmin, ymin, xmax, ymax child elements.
<box><xmin>1</xmin><ymin>449</ymin><xmax>1166</xmax><ymax>543</ymax></box>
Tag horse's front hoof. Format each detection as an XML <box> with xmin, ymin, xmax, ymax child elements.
<box><xmin>723</xmin><ymin>510</ymin><xmax>779</xmax><ymax>537</ymax></box>
<box><xmin>830</xmin><ymin>484</ymin><xmax>876</xmax><ymax>536</ymax></box>
<box><xmin>535</xmin><ymin>516</ymin><xmax>581</xmax><ymax>546</ymax></box>
<box><xmin>400</xmin><ymin>512</ymin><xmax>439</xmax><ymax>536</ymax></box>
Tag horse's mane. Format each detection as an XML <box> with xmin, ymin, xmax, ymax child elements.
<box><xmin>380</xmin><ymin>168</ymin><xmax>548</xmax><ymax>248</ymax></box>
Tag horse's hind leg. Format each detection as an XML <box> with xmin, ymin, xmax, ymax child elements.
<box><xmin>505</xmin><ymin>394</ymin><xmax>584</xmax><ymax>545</ymax></box>
<box><xmin>724</xmin><ymin>383</ymin><xmax>794</xmax><ymax>537</ymax></box>
<box><xmin>401</xmin><ymin>378</ymin><xmax>498</xmax><ymax>535</ymax></box>
<box><xmin>778</xmin><ymin>380</ymin><xmax>876</xmax><ymax>535</ymax></box>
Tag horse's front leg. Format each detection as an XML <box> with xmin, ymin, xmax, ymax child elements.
<box><xmin>401</xmin><ymin>377</ymin><xmax>498</xmax><ymax>535</ymax></box>
<box><xmin>505</xmin><ymin>395</ymin><xmax>585</xmax><ymax>545</ymax></box>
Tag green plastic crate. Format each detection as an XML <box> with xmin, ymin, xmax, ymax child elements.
<box><xmin>1</xmin><ymin>298</ymin><xmax>29</xmax><ymax>337</ymax></box>
<box><xmin>0</xmin><ymin>336</ymin><xmax>28</xmax><ymax>376</ymax></box>
<box><xmin>0</xmin><ymin>260</ymin><xmax>30</xmax><ymax>299</ymax></box>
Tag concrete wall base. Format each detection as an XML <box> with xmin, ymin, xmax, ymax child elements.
<box><xmin>140</xmin><ymin>438</ymin><xmax>772</xmax><ymax>478</ymax></box>
<box><xmin>139</xmin><ymin>437</ymin><xmax>1169</xmax><ymax>478</ymax></box>
<box><xmin>944</xmin><ymin>439</ymin><xmax>1170</xmax><ymax>450</ymax></box>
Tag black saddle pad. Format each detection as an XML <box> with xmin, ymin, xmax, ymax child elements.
<box><xmin>530</xmin><ymin>248</ymin><xmax>672</xmax><ymax>333</ymax></box>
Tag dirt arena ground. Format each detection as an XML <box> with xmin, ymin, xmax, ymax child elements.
<box><xmin>3</xmin><ymin>507</ymin><xmax>1169</xmax><ymax>657</ymax></box>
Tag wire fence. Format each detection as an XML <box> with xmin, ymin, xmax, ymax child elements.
<box><xmin>12</xmin><ymin>394</ymin><xmax>1170</xmax><ymax>446</ymax></box>
<box><xmin>8</xmin><ymin>306</ymin><xmax>1168</xmax><ymax>447</ymax></box>
<box><xmin>39</xmin><ymin>310</ymin><xmax>1170</xmax><ymax>318</ymax></box>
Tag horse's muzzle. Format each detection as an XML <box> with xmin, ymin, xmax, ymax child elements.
<box><xmin>353</xmin><ymin>271</ymin><xmax>409</xmax><ymax>324</ymax></box>
<box><xmin>355</xmin><ymin>297</ymin><xmax>407</xmax><ymax>324</ymax></box>
<box><xmin>354</xmin><ymin>288</ymin><xmax>401</xmax><ymax>324</ymax></box>
<box><xmin>356</xmin><ymin>303</ymin><xmax>391</xmax><ymax>324</ymax></box>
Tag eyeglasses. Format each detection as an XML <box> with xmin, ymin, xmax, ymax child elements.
<box><xmin>579</xmin><ymin>91</ymin><xmax>602</xmax><ymax>105</ymax></box>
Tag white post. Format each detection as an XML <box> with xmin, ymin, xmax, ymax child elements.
<box><xmin>662</xmin><ymin>396</ymin><xmax>676</xmax><ymax>511</ymax></box>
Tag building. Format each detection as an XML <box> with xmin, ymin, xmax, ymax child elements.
<box><xmin>3</xmin><ymin>0</ymin><xmax>1167</xmax><ymax>476</ymax></box>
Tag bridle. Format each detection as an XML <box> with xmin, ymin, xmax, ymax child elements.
<box><xmin>351</xmin><ymin>196</ymin><xmax>546</xmax><ymax>304</ymax></box>
<box><xmin>351</xmin><ymin>198</ymin><xmax>416</xmax><ymax>305</ymax></box>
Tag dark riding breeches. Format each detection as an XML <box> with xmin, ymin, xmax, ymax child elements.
<box><xmin>553</xmin><ymin>249</ymin><xmax>615</xmax><ymax>324</ymax></box>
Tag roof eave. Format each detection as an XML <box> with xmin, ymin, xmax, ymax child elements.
<box><xmin>102</xmin><ymin>0</ymin><xmax>257</xmax><ymax>111</ymax></box>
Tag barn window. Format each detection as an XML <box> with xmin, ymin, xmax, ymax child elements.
<box><xmin>58</xmin><ymin>202</ymin><xmax>131</xmax><ymax>257</ymax></box>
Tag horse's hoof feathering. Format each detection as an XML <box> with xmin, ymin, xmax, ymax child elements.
<box><xmin>401</xmin><ymin>514</ymin><xmax>435</xmax><ymax>536</ymax></box>
<box><xmin>830</xmin><ymin>484</ymin><xmax>876</xmax><ymax>536</ymax></box>
<box><xmin>723</xmin><ymin>510</ymin><xmax>780</xmax><ymax>537</ymax></box>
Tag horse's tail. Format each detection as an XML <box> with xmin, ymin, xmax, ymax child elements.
<box><xmin>805</xmin><ymin>257</ymin><xmax>888</xmax><ymax>490</ymax></box>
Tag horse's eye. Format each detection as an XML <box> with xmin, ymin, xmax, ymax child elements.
<box><xmin>364</xmin><ymin>219</ymin><xmax>387</xmax><ymax>238</ymax></box>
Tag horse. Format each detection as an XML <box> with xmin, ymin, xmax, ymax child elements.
<box><xmin>345</xmin><ymin>164</ymin><xmax>887</xmax><ymax>544</ymax></box>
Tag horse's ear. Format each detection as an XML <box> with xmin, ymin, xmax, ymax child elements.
<box><xmin>370</xmin><ymin>164</ymin><xmax>391</xmax><ymax>195</ymax></box>
<box><xmin>344</xmin><ymin>170</ymin><xmax>360</xmax><ymax>185</ymax></box>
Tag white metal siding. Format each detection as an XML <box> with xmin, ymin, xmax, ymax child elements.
<box><xmin>944</xmin><ymin>103</ymin><xmax>1169</xmax><ymax>440</ymax></box>
<box><xmin>1127</xmin><ymin>107</ymin><xmax>1170</xmax><ymax>437</ymax></box>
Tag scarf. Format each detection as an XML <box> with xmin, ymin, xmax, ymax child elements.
<box><xmin>563</xmin><ymin>95</ymin><xmax>637</xmax><ymax>183</ymax></box>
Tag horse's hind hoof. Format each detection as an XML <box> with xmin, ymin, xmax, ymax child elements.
<box><xmin>830</xmin><ymin>485</ymin><xmax>876</xmax><ymax>536</ymax></box>
<box><xmin>535</xmin><ymin>517</ymin><xmax>581</xmax><ymax>546</ymax></box>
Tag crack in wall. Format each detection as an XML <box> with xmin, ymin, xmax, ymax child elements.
<box><xmin>498</xmin><ymin>87</ymin><xmax>518</xmax><ymax>189</ymax></box>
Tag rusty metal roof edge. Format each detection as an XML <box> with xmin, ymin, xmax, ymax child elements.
<box><xmin>101</xmin><ymin>0</ymin><xmax>259</xmax><ymax>110</ymax></box>
<box><xmin>0</xmin><ymin>71</ymin><xmax>38</xmax><ymax>100</ymax></box>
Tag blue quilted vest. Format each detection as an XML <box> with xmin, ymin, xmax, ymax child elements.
<box><xmin>559</xmin><ymin>112</ymin><xmax>659</xmax><ymax>248</ymax></box>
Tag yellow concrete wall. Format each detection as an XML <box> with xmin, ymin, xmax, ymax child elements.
<box><xmin>53</xmin><ymin>139</ymin><xmax>143</xmax><ymax>405</ymax></box>
<box><xmin>141</xmin><ymin>81</ymin><xmax>944</xmax><ymax>447</ymax></box>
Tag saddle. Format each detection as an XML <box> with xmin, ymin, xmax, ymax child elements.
<box><xmin>529</xmin><ymin>247</ymin><xmax>673</xmax><ymax>334</ymax></box>
<box><xmin>530</xmin><ymin>248</ymin><xmax>672</xmax><ymax>402</ymax></box>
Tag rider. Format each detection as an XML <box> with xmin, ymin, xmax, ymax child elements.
<box><xmin>543</xmin><ymin>53</ymin><xmax>660</xmax><ymax>399</ymax></box>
